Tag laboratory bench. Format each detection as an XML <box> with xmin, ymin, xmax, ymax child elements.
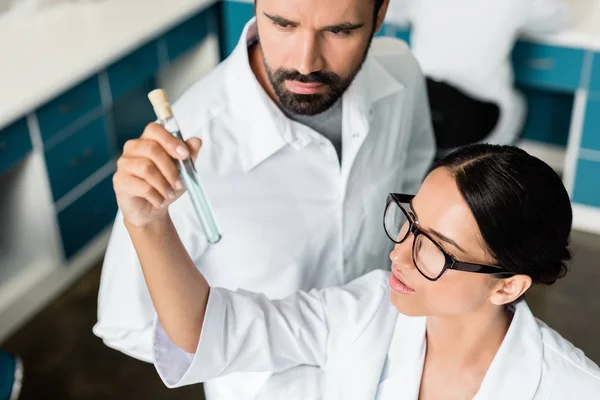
<box><xmin>0</xmin><ymin>0</ymin><xmax>220</xmax><ymax>341</ymax></box>
<box><xmin>1</xmin><ymin>0</ymin><xmax>600</xmax><ymax>340</ymax></box>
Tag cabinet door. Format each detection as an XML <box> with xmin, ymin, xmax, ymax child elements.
<box><xmin>0</xmin><ymin>119</ymin><xmax>32</xmax><ymax>175</ymax></box>
<box><xmin>45</xmin><ymin>114</ymin><xmax>111</xmax><ymax>202</ymax></box>
<box><xmin>518</xmin><ymin>87</ymin><xmax>573</xmax><ymax>146</ymax></box>
<box><xmin>57</xmin><ymin>173</ymin><xmax>117</xmax><ymax>259</ymax></box>
<box><xmin>573</xmin><ymin>158</ymin><xmax>600</xmax><ymax>208</ymax></box>
<box><xmin>589</xmin><ymin>52</ymin><xmax>600</xmax><ymax>94</ymax></box>
<box><xmin>36</xmin><ymin>76</ymin><xmax>102</xmax><ymax>143</ymax></box>
<box><xmin>111</xmin><ymin>78</ymin><xmax>157</xmax><ymax>154</ymax></box>
<box><xmin>580</xmin><ymin>95</ymin><xmax>600</xmax><ymax>152</ymax></box>
<box><xmin>512</xmin><ymin>41</ymin><xmax>585</xmax><ymax>92</ymax></box>
<box><xmin>108</xmin><ymin>40</ymin><xmax>160</xmax><ymax>100</ymax></box>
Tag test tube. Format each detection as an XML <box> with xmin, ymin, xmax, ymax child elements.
<box><xmin>148</xmin><ymin>89</ymin><xmax>221</xmax><ymax>244</ymax></box>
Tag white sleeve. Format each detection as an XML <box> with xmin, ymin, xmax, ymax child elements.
<box><xmin>385</xmin><ymin>0</ymin><xmax>414</xmax><ymax>26</ymax></box>
<box><xmin>522</xmin><ymin>0</ymin><xmax>572</xmax><ymax>35</ymax></box>
<box><xmin>93</xmin><ymin>195</ymin><xmax>208</xmax><ymax>362</ymax></box>
<box><xmin>152</xmin><ymin>270</ymin><xmax>389</xmax><ymax>388</ymax></box>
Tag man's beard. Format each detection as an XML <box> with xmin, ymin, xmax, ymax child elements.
<box><xmin>260</xmin><ymin>37</ymin><xmax>373</xmax><ymax>116</ymax></box>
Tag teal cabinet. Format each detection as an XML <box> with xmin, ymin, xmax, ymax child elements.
<box><xmin>0</xmin><ymin>119</ymin><xmax>32</xmax><ymax>174</ymax></box>
<box><xmin>573</xmin><ymin>158</ymin><xmax>600</xmax><ymax>208</ymax></box>
<box><xmin>57</xmin><ymin>174</ymin><xmax>117</xmax><ymax>259</ymax></box>
<box><xmin>107</xmin><ymin>40</ymin><xmax>160</xmax><ymax>100</ymax></box>
<box><xmin>590</xmin><ymin>53</ymin><xmax>600</xmax><ymax>94</ymax></box>
<box><xmin>165</xmin><ymin>6</ymin><xmax>215</xmax><ymax>61</ymax></box>
<box><xmin>45</xmin><ymin>115</ymin><xmax>111</xmax><ymax>202</ymax></box>
<box><xmin>519</xmin><ymin>88</ymin><xmax>573</xmax><ymax>146</ymax></box>
<box><xmin>111</xmin><ymin>78</ymin><xmax>156</xmax><ymax>154</ymax></box>
<box><xmin>36</xmin><ymin>76</ymin><xmax>102</xmax><ymax>143</ymax></box>
<box><xmin>580</xmin><ymin>95</ymin><xmax>600</xmax><ymax>152</ymax></box>
<box><xmin>512</xmin><ymin>41</ymin><xmax>585</xmax><ymax>92</ymax></box>
<box><xmin>220</xmin><ymin>0</ymin><xmax>254</xmax><ymax>58</ymax></box>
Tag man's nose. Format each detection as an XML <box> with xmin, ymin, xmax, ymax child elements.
<box><xmin>292</xmin><ymin>31</ymin><xmax>325</xmax><ymax>76</ymax></box>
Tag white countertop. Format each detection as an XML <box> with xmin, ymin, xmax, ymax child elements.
<box><xmin>0</xmin><ymin>0</ymin><xmax>217</xmax><ymax>130</ymax></box>
<box><xmin>523</xmin><ymin>0</ymin><xmax>600</xmax><ymax>50</ymax></box>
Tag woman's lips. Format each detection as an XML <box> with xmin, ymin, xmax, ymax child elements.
<box><xmin>389</xmin><ymin>269</ymin><xmax>416</xmax><ymax>294</ymax></box>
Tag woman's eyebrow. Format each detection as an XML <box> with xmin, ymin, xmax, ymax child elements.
<box><xmin>409</xmin><ymin>199</ymin><xmax>467</xmax><ymax>253</ymax></box>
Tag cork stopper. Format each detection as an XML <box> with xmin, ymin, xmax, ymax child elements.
<box><xmin>148</xmin><ymin>89</ymin><xmax>173</xmax><ymax>120</ymax></box>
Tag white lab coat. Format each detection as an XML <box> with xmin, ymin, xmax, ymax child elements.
<box><xmin>94</xmin><ymin>20</ymin><xmax>435</xmax><ymax>399</ymax></box>
<box><xmin>385</xmin><ymin>0</ymin><xmax>572</xmax><ymax>145</ymax></box>
<box><xmin>154</xmin><ymin>270</ymin><xmax>600</xmax><ymax>399</ymax></box>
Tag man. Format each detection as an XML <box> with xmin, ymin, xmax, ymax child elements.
<box><xmin>94</xmin><ymin>0</ymin><xmax>434</xmax><ymax>398</ymax></box>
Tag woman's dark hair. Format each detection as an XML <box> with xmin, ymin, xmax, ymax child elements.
<box><xmin>433</xmin><ymin>144</ymin><xmax>572</xmax><ymax>286</ymax></box>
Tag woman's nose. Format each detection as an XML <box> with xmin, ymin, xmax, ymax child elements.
<box><xmin>389</xmin><ymin>238</ymin><xmax>413</xmax><ymax>266</ymax></box>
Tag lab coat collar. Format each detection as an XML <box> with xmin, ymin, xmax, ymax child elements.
<box><xmin>473</xmin><ymin>302</ymin><xmax>543</xmax><ymax>399</ymax></box>
<box><xmin>225</xmin><ymin>19</ymin><xmax>404</xmax><ymax>172</ymax></box>
<box><xmin>331</xmin><ymin>301</ymin><xmax>543</xmax><ymax>399</ymax></box>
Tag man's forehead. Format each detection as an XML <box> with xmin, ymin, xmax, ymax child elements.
<box><xmin>257</xmin><ymin>0</ymin><xmax>372</xmax><ymax>23</ymax></box>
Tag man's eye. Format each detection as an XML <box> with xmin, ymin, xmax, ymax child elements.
<box><xmin>275</xmin><ymin>21</ymin><xmax>291</xmax><ymax>29</ymax></box>
<box><xmin>329</xmin><ymin>29</ymin><xmax>350</xmax><ymax>36</ymax></box>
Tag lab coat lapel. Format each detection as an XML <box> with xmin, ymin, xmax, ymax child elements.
<box><xmin>328</xmin><ymin>301</ymin><xmax>399</xmax><ymax>400</ymax></box>
<box><xmin>380</xmin><ymin>314</ymin><xmax>427</xmax><ymax>400</ymax></box>
<box><xmin>473</xmin><ymin>302</ymin><xmax>543</xmax><ymax>400</ymax></box>
<box><xmin>225</xmin><ymin>19</ymin><xmax>290</xmax><ymax>172</ymax></box>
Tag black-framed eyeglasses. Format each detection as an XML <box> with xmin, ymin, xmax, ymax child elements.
<box><xmin>384</xmin><ymin>193</ymin><xmax>515</xmax><ymax>282</ymax></box>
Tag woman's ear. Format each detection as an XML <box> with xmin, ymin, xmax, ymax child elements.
<box><xmin>489</xmin><ymin>275</ymin><xmax>533</xmax><ymax>306</ymax></box>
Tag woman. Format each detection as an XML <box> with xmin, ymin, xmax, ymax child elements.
<box><xmin>126</xmin><ymin>144</ymin><xmax>599</xmax><ymax>399</ymax></box>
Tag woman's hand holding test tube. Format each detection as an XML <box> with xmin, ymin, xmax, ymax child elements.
<box><xmin>113</xmin><ymin>122</ymin><xmax>202</xmax><ymax>228</ymax></box>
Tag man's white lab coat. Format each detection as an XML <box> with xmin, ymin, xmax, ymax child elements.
<box><xmin>385</xmin><ymin>0</ymin><xmax>572</xmax><ymax>145</ymax></box>
<box><xmin>94</xmin><ymin>20</ymin><xmax>435</xmax><ymax>399</ymax></box>
<box><xmin>154</xmin><ymin>270</ymin><xmax>600</xmax><ymax>399</ymax></box>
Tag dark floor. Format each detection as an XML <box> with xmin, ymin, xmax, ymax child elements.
<box><xmin>2</xmin><ymin>231</ymin><xmax>599</xmax><ymax>399</ymax></box>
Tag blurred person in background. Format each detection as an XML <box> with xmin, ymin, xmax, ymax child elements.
<box><xmin>386</xmin><ymin>0</ymin><xmax>571</xmax><ymax>156</ymax></box>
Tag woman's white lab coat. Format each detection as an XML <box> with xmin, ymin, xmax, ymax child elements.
<box><xmin>153</xmin><ymin>270</ymin><xmax>600</xmax><ymax>399</ymax></box>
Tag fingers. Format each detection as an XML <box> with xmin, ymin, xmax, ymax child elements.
<box><xmin>141</xmin><ymin>122</ymin><xmax>190</xmax><ymax>160</ymax></box>
<box><xmin>113</xmin><ymin>173</ymin><xmax>165</xmax><ymax>210</ymax></box>
<box><xmin>122</xmin><ymin>139</ymin><xmax>182</xmax><ymax>190</ymax></box>
<box><xmin>186</xmin><ymin>138</ymin><xmax>203</xmax><ymax>162</ymax></box>
<box><xmin>117</xmin><ymin>156</ymin><xmax>180</xmax><ymax>202</ymax></box>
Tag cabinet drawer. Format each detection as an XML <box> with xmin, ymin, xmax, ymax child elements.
<box><xmin>36</xmin><ymin>76</ymin><xmax>103</xmax><ymax>143</ymax></box>
<box><xmin>590</xmin><ymin>52</ymin><xmax>600</xmax><ymax>94</ymax></box>
<box><xmin>112</xmin><ymin>78</ymin><xmax>156</xmax><ymax>154</ymax></box>
<box><xmin>45</xmin><ymin>115</ymin><xmax>111</xmax><ymax>202</ymax></box>
<box><xmin>512</xmin><ymin>41</ymin><xmax>585</xmax><ymax>92</ymax></box>
<box><xmin>57</xmin><ymin>173</ymin><xmax>117</xmax><ymax>259</ymax></box>
<box><xmin>0</xmin><ymin>119</ymin><xmax>32</xmax><ymax>174</ymax></box>
<box><xmin>108</xmin><ymin>40</ymin><xmax>160</xmax><ymax>100</ymax></box>
<box><xmin>519</xmin><ymin>87</ymin><xmax>573</xmax><ymax>146</ymax></box>
<box><xmin>581</xmin><ymin>96</ymin><xmax>600</xmax><ymax>151</ymax></box>
<box><xmin>573</xmin><ymin>158</ymin><xmax>600</xmax><ymax>208</ymax></box>
<box><xmin>165</xmin><ymin>7</ymin><xmax>210</xmax><ymax>61</ymax></box>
